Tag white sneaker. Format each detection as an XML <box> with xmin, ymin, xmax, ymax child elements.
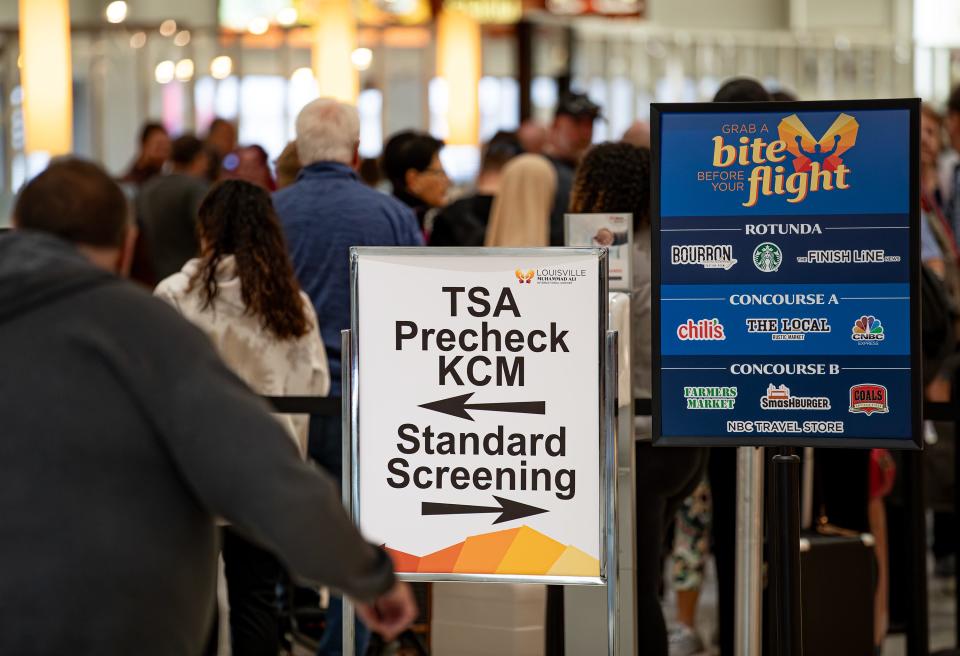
<box><xmin>668</xmin><ymin>623</ymin><xmax>706</xmax><ymax>656</ymax></box>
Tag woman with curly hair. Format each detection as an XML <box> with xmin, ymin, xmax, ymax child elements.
<box><xmin>155</xmin><ymin>179</ymin><xmax>329</xmax><ymax>655</ymax></box>
<box><xmin>571</xmin><ymin>142</ymin><xmax>706</xmax><ymax>656</ymax></box>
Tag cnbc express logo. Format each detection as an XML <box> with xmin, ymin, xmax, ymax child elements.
<box><xmin>753</xmin><ymin>242</ymin><xmax>783</xmax><ymax>273</ymax></box>
<box><xmin>852</xmin><ymin>315</ymin><xmax>885</xmax><ymax>344</ymax></box>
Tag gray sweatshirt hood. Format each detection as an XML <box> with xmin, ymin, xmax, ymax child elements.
<box><xmin>0</xmin><ymin>231</ymin><xmax>115</xmax><ymax>325</ymax></box>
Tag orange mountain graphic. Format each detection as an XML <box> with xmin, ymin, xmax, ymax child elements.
<box><xmin>384</xmin><ymin>525</ymin><xmax>600</xmax><ymax>577</ymax></box>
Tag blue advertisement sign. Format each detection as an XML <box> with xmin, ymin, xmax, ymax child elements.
<box><xmin>651</xmin><ymin>100</ymin><xmax>921</xmax><ymax>448</ymax></box>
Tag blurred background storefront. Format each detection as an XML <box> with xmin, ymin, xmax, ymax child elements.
<box><xmin>0</xmin><ymin>0</ymin><xmax>958</xmax><ymax>214</ymax></box>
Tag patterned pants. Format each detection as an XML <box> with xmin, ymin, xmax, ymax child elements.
<box><xmin>671</xmin><ymin>478</ymin><xmax>712</xmax><ymax>591</ymax></box>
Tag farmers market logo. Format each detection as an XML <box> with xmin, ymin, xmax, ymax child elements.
<box><xmin>708</xmin><ymin>113</ymin><xmax>858</xmax><ymax>208</ymax></box>
<box><xmin>684</xmin><ymin>386</ymin><xmax>737</xmax><ymax>410</ymax></box>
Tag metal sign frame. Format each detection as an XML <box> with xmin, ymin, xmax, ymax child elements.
<box><xmin>650</xmin><ymin>98</ymin><xmax>922</xmax><ymax>449</ymax></box>
<box><xmin>347</xmin><ymin>246</ymin><xmax>613</xmax><ymax>586</ymax></box>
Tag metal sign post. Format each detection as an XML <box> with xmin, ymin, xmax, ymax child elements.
<box><xmin>734</xmin><ymin>446</ymin><xmax>764</xmax><ymax>656</ymax></box>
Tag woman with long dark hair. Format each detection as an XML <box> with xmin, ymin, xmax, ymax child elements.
<box><xmin>571</xmin><ymin>142</ymin><xmax>706</xmax><ymax>656</ymax></box>
<box><xmin>155</xmin><ymin>179</ymin><xmax>329</xmax><ymax>655</ymax></box>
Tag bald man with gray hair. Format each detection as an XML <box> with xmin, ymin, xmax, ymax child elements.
<box><xmin>274</xmin><ymin>98</ymin><xmax>422</xmax><ymax>655</ymax></box>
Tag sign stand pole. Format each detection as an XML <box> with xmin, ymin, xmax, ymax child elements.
<box><xmin>604</xmin><ymin>330</ymin><xmax>620</xmax><ymax>656</ymax></box>
<box><xmin>768</xmin><ymin>447</ymin><xmax>803</xmax><ymax>656</ymax></box>
<box><xmin>734</xmin><ymin>446</ymin><xmax>764</xmax><ymax>656</ymax></box>
<box><xmin>341</xmin><ymin>329</ymin><xmax>357</xmax><ymax>656</ymax></box>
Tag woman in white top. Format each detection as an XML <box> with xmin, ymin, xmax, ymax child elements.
<box><xmin>155</xmin><ymin>178</ymin><xmax>329</xmax><ymax>655</ymax></box>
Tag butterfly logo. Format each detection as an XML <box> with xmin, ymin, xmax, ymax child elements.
<box><xmin>515</xmin><ymin>269</ymin><xmax>535</xmax><ymax>284</ymax></box>
<box><xmin>777</xmin><ymin>113</ymin><xmax>859</xmax><ymax>173</ymax></box>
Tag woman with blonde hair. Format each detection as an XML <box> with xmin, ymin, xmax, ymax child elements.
<box><xmin>484</xmin><ymin>153</ymin><xmax>557</xmax><ymax>247</ymax></box>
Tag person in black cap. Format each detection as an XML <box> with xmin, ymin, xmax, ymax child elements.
<box><xmin>544</xmin><ymin>91</ymin><xmax>602</xmax><ymax>245</ymax></box>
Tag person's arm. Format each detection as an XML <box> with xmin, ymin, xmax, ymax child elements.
<box><xmin>112</xmin><ymin>296</ymin><xmax>395</xmax><ymax>603</ymax></box>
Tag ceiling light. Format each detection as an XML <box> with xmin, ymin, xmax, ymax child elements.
<box><xmin>105</xmin><ymin>1</ymin><xmax>128</xmax><ymax>23</ymax></box>
<box><xmin>159</xmin><ymin>19</ymin><xmax>177</xmax><ymax>37</ymax></box>
<box><xmin>155</xmin><ymin>60</ymin><xmax>175</xmax><ymax>84</ymax></box>
<box><xmin>210</xmin><ymin>55</ymin><xmax>233</xmax><ymax>80</ymax></box>
<box><xmin>248</xmin><ymin>17</ymin><xmax>270</xmax><ymax>35</ymax></box>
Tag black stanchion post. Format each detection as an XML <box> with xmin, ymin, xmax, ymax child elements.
<box><xmin>770</xmin><ymin>447</ymin><xmax>803</xmax><ymax>656</ymax></box>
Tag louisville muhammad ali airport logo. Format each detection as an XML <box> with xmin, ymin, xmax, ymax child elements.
<box><xmin>515</xmin><ymin>269</ymin><xmax>535</xmax><ymax>284</ymax></box>
<box><xmin>852</xmin><ymin>315</ymin><xmax>885</xmax><ymax>344</ymax></box>
<box><xmin>709</xmin><ymin>113</ymin><xmax>859</xmax><ymax>208</ymax></box>
<box><xmin>516</xmin><ymin>266</ymin><xmax>588</xmax><ymax>286</ymax></box>
<box><xmin>849</xmin><ymin>384</ymin><xmax>889</xmax><ymax>415</ymax></box>
<box><xmin>753</xmin><ymin>242</ymin><xmax>783</xmax><ymax>273</ymax></box>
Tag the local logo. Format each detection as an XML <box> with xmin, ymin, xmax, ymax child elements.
<box><xmin>684</xmin><ymin>386</ymin><xmax>737</xmax><ymax>410</ymax></box>
<box><xmin>515</xmin><ymin>269</ymin><xmax>535</xmax><ymax>284</ymax></box>
<box><xmin>760</xmin><ymin>384</ymin><xmax>831</xmax><ymax>410</ymax></box>
<box><xmin>746</xmin><ymin>317</ymin><xmax>831</xmax><ymax>341</ymax></box>
<box><xmin>671</xmin><ymin>244</ymin><xmax>737</xmax><ymax>270</ymax></box>
<box><xmin>753</xmin><ymin>242</ymin><xmax>783</xmax><ymax>273</ymax></box>
<box><xmin>796</xmin><ymin>250</ymin><xmax>901</xmax><ymax>264</ymax></box>
<box><xmin>852</xmin><ymin>316</ymin><xmax>885</xmax><ymax>344</ymax></box>
<box><xmin>708</xmin><ymin>113</ymin><xmax>857</xmax><ymax>208</ymax></box>
<box><xmin>677</xmin><ymin>318</ymin><xmax>726</xmax><ymax>341</ymax></box>
<box><xmin>849</xmin><ymin>384</ymin><xmax>889</xmax><ymax>415</ymax></box>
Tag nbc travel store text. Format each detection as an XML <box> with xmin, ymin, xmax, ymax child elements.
<box><xmin>652</xmin><ymin>100</ymin><xmax>919</xmax><ymax>447</ymax></box>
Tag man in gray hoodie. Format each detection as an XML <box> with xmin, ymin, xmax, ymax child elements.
<box><xmin>0</xmin><ymin>158</ymin><xmax>415</xmax><ymax>655</ymax></box>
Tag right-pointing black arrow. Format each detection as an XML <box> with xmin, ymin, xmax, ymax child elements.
<box><xmin>419</xmin><ymin>392</ymin><xmax>546</xmax><ymax>421</ymax></box>
<box><xmin>422</xmin><ymin>495</ymin><xmax>549</xmax><ymax>525</ymax></box>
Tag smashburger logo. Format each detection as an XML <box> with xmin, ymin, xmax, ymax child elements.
<box><xmin>849</xmin><ymin>384</ymin><xmax>889</xmax><ymax>415</ymax></box>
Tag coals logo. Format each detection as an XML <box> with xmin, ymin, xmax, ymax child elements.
<box><xmin>760</xmin><ymin>384</ymin><xmax>831</xmax><ymax>410</ymax></box>
<box><xmin>515</xmin><ymin>269</ymin><xmax>535</xmax><ymax>284</ymax></box>
<box><xmin>849</xmin><ymin>384</ymin><xmax>889</xmax><ymax>415</ymax></box>
<box><xmin>684</xmin><ymin>386</ymin><xmax>737</xmax><ymax>410</ymax></box>
<box><xmin>709</xmin><ymin>113</ymin><xmax>858</xmax><ymax>208</ymax></box>
<box><xmin>677</xmin><ymin>318</ymin><xmax>726</xmax><ymax>341</ymax></box>
<box><xmin>852</xmin><ymin>315</ymin><xmax>885</xmax><ymax>344</ymax></box>
<box><xmin>753</xmin><ymin>242</ymin><xmax>783</xmax><ymax>273</ymax></box>
<box><xmin>671</xmin><ymin>244</ymin><xmax>737</xmax><ymax>270</ymax></box>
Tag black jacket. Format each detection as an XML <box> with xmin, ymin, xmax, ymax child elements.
<box><xmin>0</xmin><ymin>231</ymin><xmax>393</xmax><ymax>655</ymax></box>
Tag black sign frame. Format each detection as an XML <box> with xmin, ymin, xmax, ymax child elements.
<box><xmin>651</xmin><ymin>98</ymin><xmax>922</xmax><ymax>449</ymax></box>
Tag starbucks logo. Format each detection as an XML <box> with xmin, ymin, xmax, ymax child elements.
<box><xmin>753</xmin><ymin>242</ymin><xmax>783</xmax><ymax>273</ymax></box>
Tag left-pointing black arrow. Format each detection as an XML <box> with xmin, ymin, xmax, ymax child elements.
<box><xmin>419</xmin><ymin>392</ymin><xmax>546</xmax><ymax>421</ymax></box>
<box><xmin>422</xmin><ymin>495</ymin><xmax>549</xmax><ymax>525</ymax></box>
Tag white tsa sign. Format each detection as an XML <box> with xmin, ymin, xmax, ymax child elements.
<box><xmin>352</xmin><ymin>248</ymin><xmax>606</xmax><ymax>583</ymax></box>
